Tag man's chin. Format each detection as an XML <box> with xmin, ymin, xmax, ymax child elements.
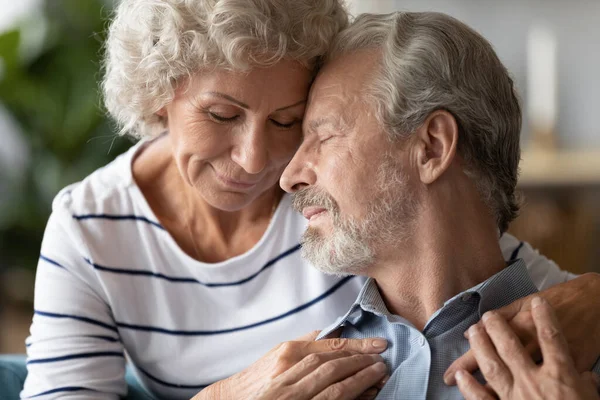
<box><xmin>302</xmin><ymin>250</ymin><xmax>355</xmax><ymax>277</ymax></box>
<box><xmin>305</xmin><ymin>216</ymin><xmax>333</xmax><ymax>236</ymax></box>
<box><xmin>300</xmin><ymin>235</ymin><xmax>372</xmax><ymax>277</ymax></box>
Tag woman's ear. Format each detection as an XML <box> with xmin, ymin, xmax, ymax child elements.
<box><xmin>413</xmin><ymin>110</ymin><xmax>459</xmax><ymax>185</ymax></box>
<box><xmin>156</xmin><ymin>107</ymin><xmax>167</xmax><ymax>118</ymax></box>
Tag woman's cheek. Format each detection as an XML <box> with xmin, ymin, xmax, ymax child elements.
<box><xmin>178</xmin><ymin>121</ymin><xmax>233</xmax><ymax>159</ymax></box>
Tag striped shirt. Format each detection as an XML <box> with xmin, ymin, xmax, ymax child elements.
<box><xmin>22</xmin><ymin>141</ymin><xmax>574</xmax><ymax>399</ymax></box>
<box><xmin>317</xmin><ymin>260</ymin><xmax>598</xmax><ymax>400</ymax></box>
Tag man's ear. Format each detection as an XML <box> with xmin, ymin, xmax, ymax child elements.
<box><xmin>413</xmin><ymin>110</ymin><xmax>458</xmax><ymax>185</ymax></box>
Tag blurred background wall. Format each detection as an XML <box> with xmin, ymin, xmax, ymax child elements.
<box><xmin>348</xmin><ymin>0</ymin><xmax>600</xmax><ymax>149</ymax></box>
<box><xmin>1</xmin><ymin>0</ymin><xmax>599</xmax><ymax>354</ymax></box>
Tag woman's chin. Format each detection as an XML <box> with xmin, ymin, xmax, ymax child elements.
<box><xmin>200</xmin><ymin>190</ymin><xmax>268</xmax><ymax>213</ymax></box>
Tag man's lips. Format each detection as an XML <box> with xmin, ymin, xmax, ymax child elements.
<box><xmin>302</xmin><ymin>206</ymin><xmax>327</xmax><ymax>220</ymax></box>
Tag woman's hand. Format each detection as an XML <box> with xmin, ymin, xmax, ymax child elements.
<box><xmin>455</xmin><ymin>296</ymin><xmax>600</xmax><ymax>400</ymax></box>
<box><xmin>249</xmin><ymin>350</ymin><xmax>387</xmax><ymax>400</ymax></box>
<box><xmin>445</xmin><ymin>273</ymin><xmax>600</xmax><ymax>384</ymax></box>
<box><xmin>193</xmin><ymin>331</ymin><xmax>388</xmax><ymax>400</ymax></box>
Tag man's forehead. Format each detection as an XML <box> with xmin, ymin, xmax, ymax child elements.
<box><xmin>310</xmin><ymin>61</ymin><xmax>364</xmax><ymax>101</ymax></box>
<box><xmin>315</xmin><ymin>49</ymin><xmax>380</xmax><ymax>89</ymax></box>
<box><xmin>305</xmin><ymin>82</ymin><xmax>357</xmax><ymax>133</ymax></box>
<box><xmin>308</xmin><ymin>82</ymin><xmax>350</xmax><ymax>109</ymax></box>
<box><xmin>305</xmin><ymin>49</ymin><xmax>380</xmax><ymax>120</ymax></box>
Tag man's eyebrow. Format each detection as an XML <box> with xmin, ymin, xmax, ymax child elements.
<box><xmin>307</xmin><ymin>114</ymin><xmax>352</xmax><ymax>133</ymax></box>
<box><xmin>203</xmin><ymin>92</ymin><xmax>249</xmax><ymax>109</ymax></box>
<box><xmin>307</xmin><ymin>117</ymin><xmax>334</xmax><ymax>132</ymax></box>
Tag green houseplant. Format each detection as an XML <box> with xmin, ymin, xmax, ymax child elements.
<box><xmin>0</xmin><ymin>0</ymin><xmax>132</xmax><ymax>277</ymax></box>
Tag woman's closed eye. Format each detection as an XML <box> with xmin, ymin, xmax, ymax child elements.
<box><xmin>270</xmin><ymin>118</ymin><xmax>301</xmax><ymax>129</ymax></box>
<box><xmin>208</xmin><ymin>112</ymin><xmax>239</xmax><ymax>123</ymax></box>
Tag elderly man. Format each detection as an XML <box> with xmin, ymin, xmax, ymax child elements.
<box><xmin>279</xmin><ymin>12</ymin><xmax>600</xmax><ymax>399</ymax></box>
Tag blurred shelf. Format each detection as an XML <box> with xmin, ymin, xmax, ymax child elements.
<box><xmin>518</xmin><ymin>149</ymin><xmax>600</xmax><ymax>187</ymax></box>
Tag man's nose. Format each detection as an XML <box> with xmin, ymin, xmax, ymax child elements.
<box><xmin>230</xmin><ymin>123</ymin><xmax>268</xmax><ymax>175</ymax></box>
<box><xmin>280</xmin><ymin>146</ymin><xmax>316</xmax><ymax>193</ymax></box>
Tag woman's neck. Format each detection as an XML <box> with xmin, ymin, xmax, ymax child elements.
<box><xmin>183</xmin><ymin>181</ymin><xmax>283</xmax><ymax>261</ymax></box>
<box><xmin>133</xmin><ymin>137</ymin><xmax>283</xmax><ymax>263</ymax></box>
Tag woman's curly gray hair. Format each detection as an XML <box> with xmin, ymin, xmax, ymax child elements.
<box><xmin>102</xmin><ymin>0</ymin><xmax>349</xmax><ymax>138</ymax></box>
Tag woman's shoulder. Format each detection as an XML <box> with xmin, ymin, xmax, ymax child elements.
<box><xmin>52</xmin><ymin>143</ymin><xmax>142</xmax><ymax>217</ymax></box>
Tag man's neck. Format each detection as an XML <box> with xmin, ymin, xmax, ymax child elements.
<box><xmin>369</xmin><ymin>184</ymin><xmax>506</xmax><ymax>331</ymax></box>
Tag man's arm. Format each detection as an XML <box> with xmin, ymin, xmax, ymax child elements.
<box><xmin>445</xmin><ymin>272</ymin><xmax>600</xmax><ymax>385</ymax></box>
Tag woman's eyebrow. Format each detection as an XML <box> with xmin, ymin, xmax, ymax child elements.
<box><xmin>203</xmin><ymin>92</ymin><xmax>250</xmax><ymax>109</ymax></box>
<box><xmin>275</xmin><ymin>100</ymin><xmax>307</xmax><ymax>112</ymax></box>
<box><xmin>201</xmin><ymin>93</ymin><xmax>305</xmax><ymax>112</ymax></box>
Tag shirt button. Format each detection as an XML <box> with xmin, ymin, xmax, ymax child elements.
<box><xmin>419</xmin><ymin>336</ymin><xmax>426</xmax><ymax>347</ymax></box>
<box><xmin>462</xmin><ymin>293</ymin><xmax>472</xmax><ymax>302</ymax></box>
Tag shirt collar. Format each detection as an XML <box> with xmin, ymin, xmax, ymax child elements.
<box><xmin>318</xmin><ymin>258</ymin><xmax>537</xmax><ymax>338</ymax></box>
<box><xmin>316</xmin><ymin>280</ymin><xmax>387</xmax><ymax>339</ymax></box>
<box><xmin>473</xmin><ymin>258</ymin><xmax>538</xmax><ymax>316</ymax></box>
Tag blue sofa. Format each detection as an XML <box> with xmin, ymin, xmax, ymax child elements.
<box><xmin>0</xmin><ymin>355</ymin><xmax>154</xmax><ymax>399</ymax></box>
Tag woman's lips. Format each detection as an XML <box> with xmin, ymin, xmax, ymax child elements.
<box><xmin>302</xmin><ymin>206</ymin><xmax>327</xmax><ymax>220</ymax></box>
<box><xmin>215</xmin><ymin>173</ymin><xmax>260</xmax><ymax>189</ymax></box>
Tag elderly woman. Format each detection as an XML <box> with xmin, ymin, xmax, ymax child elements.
<box><xmin>20</xmin><ymin>0</ymin><xmax>598</xmax><ymax>399</ymax></box>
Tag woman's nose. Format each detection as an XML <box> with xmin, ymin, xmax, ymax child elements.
<box><xmin>230</xmin><ymin>124</ymin><xmax>268</xmax><ymax>175</ymax></box>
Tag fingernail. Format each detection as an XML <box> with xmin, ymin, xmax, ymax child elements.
<box><xmin>468</xmin><ymin>325</ymin><xmax>479</xmax><ymax>337</ymax></box>
<box><xmin>443</xmin><ymin>371</ymin><xmax>454</xmax><ymax>385</ymax></box>
<box><xmin>464</xmin><ymin>323</ymin><xmax>479</xmax><ymax>339</ymax></box>
<box><xmin>371</xmin><ymin>354</ymin><xmax>384</xmax><ymax>362</ymax></box>
<box><xmin>455</xmin><ymin>370</ymin><xmax>465</xmax><ymax>382</ymax></box>
<box><xmin>374</xmin><ymin>362</ymin><xmax>387</xmax><ymax>373</ymax></box>
<box><xmin>362</xmin><ymin>388</ymin><xmax>378</xmax><ymax>397</ymax></box>
<box><xmin>372</xmin><ymin>339</ymin><xmax>388</xmax><ymax>349</ymax></box>
<box><xmin>481</xmin><ymin>311</ymin><xmax>493</xmax><ymax>322</ymax></box>
<box><xmin>380</xmin><ymin>374</ymin><xmax>390</xmax><ymax>385</ymax></box>
<box><xmin>531</xmin><ymin>296</ymin><xmax>544</xmax><ymax>308</ymax></box>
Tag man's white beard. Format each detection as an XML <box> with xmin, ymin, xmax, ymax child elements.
<box><xmin>293</xmin><ymin>156</ymin><xmax>417</xmax><ymax>276</ymax></box>
<box><xmin>301</xmin><ymin>213</ymin><xmax>374</xmax><ymax>276</ymax></box>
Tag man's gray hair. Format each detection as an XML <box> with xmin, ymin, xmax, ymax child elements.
<box><xmin>327</xmin><ymin>12</ymin><xmax>521</xmax><ymax>233</ymax></box>
<box><xmin>102</xmin><ymin>0</ymin><xmax>349</xmax><ymax>138</ymax></box>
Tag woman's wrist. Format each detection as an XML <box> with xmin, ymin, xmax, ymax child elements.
<box><xmin>191</xmin><ymin>372</ymin><xmax>252</xmax><ymax>400</ymax></box>
<box><xmin>191</xmin><ymin>379</ymin><xmax>227</xmax><ymax>400</ymax></box>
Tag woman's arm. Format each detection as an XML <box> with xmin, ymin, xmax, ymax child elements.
<box><xmin>456</xmin><ymin>296</ymin><xmax>599</xmax><ymax>400</ymax></box>
<box><xmin>191</xmin><ymin>331</ymin><xmax>388</xmax><ymax>400</ymax></box>
<box><xmin>22</xmin><ymin>206</ymin><xmax>126</xmax><ymax>399</ymax></box>
<box><xmin>445</xmin><ymin>272</ymin><xmax>600</xmax><ymax>384</ymax></box>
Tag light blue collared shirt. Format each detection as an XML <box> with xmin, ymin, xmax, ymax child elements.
<box><xmin>318</xmin><ymin>260</ymin><xmax>600</xmax><ymax>399</ymax></box>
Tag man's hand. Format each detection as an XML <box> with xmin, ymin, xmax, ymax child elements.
<box><xmin>455</xmin><ymin>296</ymin><xmax>600</xmax><ymax>400</ymax></box>
<box><xmin>445</xmin><ymin>273</ymin><xmax>600</xmax><ymax>385</ymax></box>
<box><xmin>193</xmin><ymin>331</ymin><xmax>388</xmax><ymax>400</ymax></box>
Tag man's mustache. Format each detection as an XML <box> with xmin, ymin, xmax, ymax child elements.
<box><xmin>291</xmin><ymin>188</ymin><xmax>339</xmax><ymax>216</ymax></box>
